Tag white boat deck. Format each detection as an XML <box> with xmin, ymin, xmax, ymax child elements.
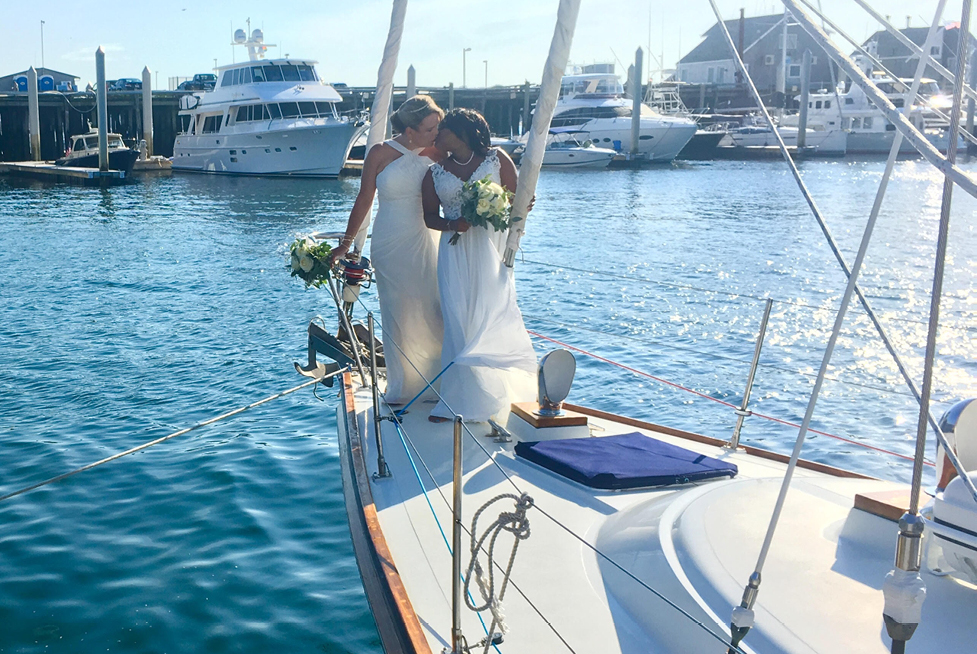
<box><xmin>341</xmin><ymin>380</ymin><xmax>976</xmax><ymax>653</ymax></box>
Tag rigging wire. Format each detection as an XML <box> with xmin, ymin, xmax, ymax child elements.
<box><xmin>0</xmin><ymin>370</ymin><xmax>344</xmax><ymax>504</ymax></box>
<box><xmin>528</xmin><ymin>330</ymin><xmax>933</xmax><ymax>466</ymax></box>
<box><xmin>523</xmin><ymin>313</ymin><xmax>930</xmax><ymax>401</ymax></box>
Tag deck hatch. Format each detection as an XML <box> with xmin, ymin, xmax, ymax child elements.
<box><xmin>515</xmin><ymin>431</ymin><xmax>738</xmax><ymax>490</ymax></box>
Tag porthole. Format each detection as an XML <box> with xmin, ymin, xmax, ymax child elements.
<box><xmin>289</xmin><ymin>146</ymin><xmax>297</xmax><ymax>151</ymax></box>
<box><xmin>275</xmin><ymin>147</ymin><xmax>282</xmax><ymax>152</ymax></box>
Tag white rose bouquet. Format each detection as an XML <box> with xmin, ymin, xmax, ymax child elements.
<box><xmin>287</xmin><ymin>236</ymin><xmax>333</xmax><ymax>288</ymax></box>
<box><xmin>449</xmin><ymin>174</ymin><xmax>515</xmax><ymax>245</ymax></box>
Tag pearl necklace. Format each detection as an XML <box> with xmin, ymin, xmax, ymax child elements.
<box><xmin>451</xmin><ymin>150</ymin><xmax>475</xmax><ymax>166</ymax></box>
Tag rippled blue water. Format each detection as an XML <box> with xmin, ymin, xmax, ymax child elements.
<box><xmin>0</xmin><ymin>159</ymin><xmax>974</xmax><ymax>652</ymax></box>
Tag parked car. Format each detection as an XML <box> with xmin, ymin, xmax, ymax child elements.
<box><xmin>178</xmin><ymin>73</ymin><xmax>217</xmax><ymax>91</ymax></box>
<box><xmin>110</xmin><ymin>78</ymin><xmax>142</xmax><ymax>91</ymax></box>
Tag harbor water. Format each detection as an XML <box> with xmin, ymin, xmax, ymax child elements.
<box><xmin>1</xmin><ymin>159</ymin><xmax>975</xmax><ymax>652</ymax></box>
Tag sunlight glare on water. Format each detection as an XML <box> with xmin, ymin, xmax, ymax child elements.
<box><xmin>0</xmin><ymin>157</ymin><xmax>974</xmax><ymax>651</ymax></box>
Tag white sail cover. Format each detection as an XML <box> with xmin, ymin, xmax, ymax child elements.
<box><xmin>503</xmin><ymin>0</ymin><xmax>581</xmax><ymax>266</ymax></box>
<box><xmin>355</xmin><ymin>0</ymin><xmax>409</xmax><ymax>251</ymax></box>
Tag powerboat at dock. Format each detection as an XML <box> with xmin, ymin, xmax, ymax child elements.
<box><xmin>56</xmin><ymin>131</ymin><xmax>140</xmax><ymax>174</ymax></box>
<box><xmin>551</xmin><ymin>73</ymin><xmax>698</xmax><ymax>163</ymax></box>
<box><xmin>172</xmin><ymin>29</ymin><xmax>367</xmax><ymax>177</ymax></box>
<box><xmin>537</xmin><ymin>128</ymin><xmax>617</xmax><ymax>168</ymax></box>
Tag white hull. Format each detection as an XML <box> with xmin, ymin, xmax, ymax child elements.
<box><xmin>173</xmin><ymin>121</ymin><xmax>365</xmax><ymax>177</ymax></box>
<box><xmin>726</xmin><ymin>127</ymin><xmax>847</xmax><ymax>154</ymax></box>
<box><xmin>576</xmin><ymin>116</ymin><xmax>697</xmax><ymax>162</ymax></box>
<box><xmin>542</xmin><ymin>147</ymin><xmax>615</xmax><ymax>168</ymax></box>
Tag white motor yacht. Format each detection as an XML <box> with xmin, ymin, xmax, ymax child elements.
<box><xmin>172</xmin><ymin>29</ymin><xmax>367</xmax><ymax>177</ymax></box>
<box><xmin>550</xmin><ymin>74</ymin><xmax>697</xmax><ymax>162</ymax></box>
<box><xmin>780</xmin><ymin>77</ymin><xmax>958</xmax><ymax>155</ymax></box>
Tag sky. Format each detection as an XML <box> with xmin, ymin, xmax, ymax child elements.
<box><xmin>1</xmin><ymin>0</ymin><xmax>967</xmax><ymax>90</ymax></box>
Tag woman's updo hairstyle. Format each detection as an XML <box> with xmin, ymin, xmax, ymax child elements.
<box><xmin>439</xmin><ymin>108</ymin><xmax>493</xmax><ymax>157</ymax></box>
<box><xmin>390</xmin><ymin>95</ymin><xmax>443</xmax><ymax>133</ymax></box>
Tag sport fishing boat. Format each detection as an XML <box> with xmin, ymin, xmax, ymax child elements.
<box><xmin>550</xmin><ymin>73</ymin><xmax>697</xmax><ymax>162</ymax></box>
<box><xmin>56</xmin><ymin>130</ymin><xmax>140</xmax><ymax>173</ymax></box>
<box><xmin>172</xmin><ymin>29</ymin><xmax>367</xmax><ymax>177</ymax></box>
<box><xmin>298</xmin><ymin>1</ymin><xmax>977</xmax><ymax>653</ymax></box>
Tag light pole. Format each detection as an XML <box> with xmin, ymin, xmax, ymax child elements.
<box><xmin>213</xmin><ymin>58</ymin><xmax>218</xmax><ymax>72</ymax></box>
<box><xmin>483</xmin><ymin>60</ymin><xmax>488</xmax><ymax>87</ymax></box>
<box><xmin>462</xmin><ymin>47</ymin><xmax>471</xmax><ymax>88</ymax></box>
<box><xmin>40</xmin><ymin>21</ymin><xmax>45</xmax><ymax>69</ymax></box>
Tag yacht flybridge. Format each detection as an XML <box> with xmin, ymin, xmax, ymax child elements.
<box><xmin>550</xmin><ymin>73</ymin><xmax>698</xmax><ymax>162</ymax></box>
<box><xmin>172</xmin><ymin>29</ymin><xmax>367</xmax><ymax>177</ymax></box>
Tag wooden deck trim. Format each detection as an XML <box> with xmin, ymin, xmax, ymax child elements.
<box><xmin>563</xmin><ymin>403</ymin><xmax>874</xmax><ymax>480</ymax></box>
<box><xmin>338</xmin><ymin>372</ymin><xmax>432</xmax><ymax>654</ymax></box>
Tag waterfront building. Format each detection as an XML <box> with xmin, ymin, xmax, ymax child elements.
<box><xmin>0</xmin><ymin>68</ymin><xmax>79</xmax><ymax>93</ymax></box>
<box><xmin>676</xmin><ymin>13</ymin><xmax>834</xmax><ymax>95</ymax></box>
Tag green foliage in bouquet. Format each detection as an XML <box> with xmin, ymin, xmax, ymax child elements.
<box><xmin>288</xmin><ymin>236</ymin><xmax>333</xmax><ymax>288</ymax></box>
<box><xmin>450</xmin><ymin>175</ymin><xmax>515</xmax><ymax>244</ymax></box>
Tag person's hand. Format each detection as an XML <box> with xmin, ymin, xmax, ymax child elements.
<box><xmin>328</xmin><ymin>243</ymin><xmax>350</xmax><ymax>266</ymax></box>
<box><xmin>527</xmin><ymin>194</ymin><xmax>536</xmax><ymax>212</ymax></box>
<box><xmin>452</xmin><ymin>219</ymin><xmax>470</xmax><ymax>233</ymax></box>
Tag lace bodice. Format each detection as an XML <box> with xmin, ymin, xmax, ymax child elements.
<box><xmin>431</xmin><ymin>151</ymin><xmax>501</xmax><ymax>220</ymax></box>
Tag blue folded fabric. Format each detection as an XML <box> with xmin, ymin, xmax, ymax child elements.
<box><xmin>514</xmin><ymin>431</ymin><xmax>737</xmax><ymax>490</ymax></box>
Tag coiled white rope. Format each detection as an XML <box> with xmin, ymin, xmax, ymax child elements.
<box><xmin>464</xmin><ymin>492</ymin><xmax>535</xmax><ymax>639</ymax></box>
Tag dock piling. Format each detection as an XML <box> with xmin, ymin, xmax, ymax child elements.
<box><xmin>631</xmin><ymin>48</ymin><xmax>643</xmax><ymax>158</ymax></box>
<box><xmin>522</xmin><ymin>81</ymin><xmax>531</xmax><ymax>135</ymax></box>
<box><xmin>95</xmin><ymin>47</ymin><xmax>108</xmax><ymax>171</ymax></box>
<box><xmin>797</xmin><ymin>49</ymin><xmax>811</xmax><ymax>149</ymax></box>
<box><xmin>448</xmin><ymin>82</ymin><xmax>455</xmax><ymax>110</ymax></box>
<box><xmin>27</xmin><ymin>67</ymin><xmax>40</xmax><ymax>161</ymax></box>
<box><xmin>406</xmin><ymin>65</ymin><xmax>416</xmax><ymax>99</ymax></box>
<box><xmin>142</xmin><ymin>66</ymin><xmax>154</xmax><ymax>156</ymax></box>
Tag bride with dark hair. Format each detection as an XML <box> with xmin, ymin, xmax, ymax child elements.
<box><xmin>421</xmin><ymin>109</ymin><xmax>537</xmax><ymax>423</ymax></box>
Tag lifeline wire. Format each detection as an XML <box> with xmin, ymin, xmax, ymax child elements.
<box><xmin>360</xmin><ymin>300</ymin><xmax>746</xmax><ymax>653</ymax></box>
<box><xmin>0</xmin><ymin>370</ymin><xmax>344</xmax><ymax>504</ymax></box>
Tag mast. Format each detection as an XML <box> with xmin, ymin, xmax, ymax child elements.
<box><xmin>354</xmin><ymin>0</ymin><xmax>409</xmax><ymax>253</ymax></box>
<box><xmin>503</xmin><ymin>0</ymin><xmax>582</xmax><ymax>267</ymax></box>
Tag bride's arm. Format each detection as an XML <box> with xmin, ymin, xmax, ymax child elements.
<box><xmin>497</xmin><ymin>149</ymin><xmax>518</xmax><ymax>194</ymax></box>
<box><xmin>496</xmin><ymin>148</ymin><xmax>534</xmax><ymax>212</ymax></box>
<box><xmin>422</xmin><ymin>169</ymin><xmax>468</xmax><ymax>232</ymax></box>
<box><xmin>329</xmin><ymin>145</ymin><xmax>384</xmax><ymax>263</ymax></box>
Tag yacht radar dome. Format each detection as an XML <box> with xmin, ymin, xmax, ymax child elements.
<box><xmin>233</xmin><ymin>29</ymin><xmax>246</xmax><ymax>44</ymax></box>
<box><xmin>251</xmin><ymin>29</ymin><xmax>263</xmax><ymax>43</ymax></box>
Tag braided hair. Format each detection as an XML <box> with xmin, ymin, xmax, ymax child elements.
<box><xmin>439</xmin><ymin>108</ymin><xmax>493</xmax><ymax>157</ymax></box>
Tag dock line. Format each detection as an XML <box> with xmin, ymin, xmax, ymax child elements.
<box><xmin>0</xmin><ymin>368</ymin><xmax>346</xmax><ymax>504</ymax></box>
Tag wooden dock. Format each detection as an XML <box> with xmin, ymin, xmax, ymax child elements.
<box><xmin>0</xmin><ymin>161</ymin><xmax>128</xmax><ymax>185</ymax></box>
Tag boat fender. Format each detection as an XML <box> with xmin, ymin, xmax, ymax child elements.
<box><xmin>936</xmin><ymin>399</ymin><xmax>977</xmax><ymax>491</ymax></box>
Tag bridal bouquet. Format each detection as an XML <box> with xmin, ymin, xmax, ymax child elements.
<box><xmin>449</xmin><ymin>175</ymin><xmax>514</xmax><ymax>245</ymax></box>
<box><xmin>287</xmin><ymin>236</ymin><xmax>333</xmax><ymax>288</ymax></box>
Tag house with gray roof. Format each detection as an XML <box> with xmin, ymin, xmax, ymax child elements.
<box><xmin>676</xmin><ymin>13</ymin><xmax>835</xmax><ymax>94</ymax></box>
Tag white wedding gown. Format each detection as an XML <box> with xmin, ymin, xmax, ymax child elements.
<box><xmin>370</xmin><ymin>140</ymin><xmax>443</xmax><ymax>403</ymax></box>
<box><xmin>429</xmin><ymin>151</ymin><xmax>537</xmax><ymax>422</ymax></box>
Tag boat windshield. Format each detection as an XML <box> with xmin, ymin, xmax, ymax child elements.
<box><xmin>559</xmin><ymin>77</ymin><xmax>623</xmax><ymax>97</ymax></box>
<box><xmin>551</xmin><ymin>105</ymin><xmax>631</xmax><ymax>127</ymax></box>
<box><xmin>221</xmin><ymin>63</ymin><xmax>320</xmax><ymax>87</ymax></box>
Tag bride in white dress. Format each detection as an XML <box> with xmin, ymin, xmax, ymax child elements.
<box><xmin>421</xmin><ymin>109</ymin><xmax>537</xmax><ymax>423</ymax></box>
<box><xmin>330</xmin><ymin>96</ymin><xmax>444</xmax><ymax>403</ymax></box>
